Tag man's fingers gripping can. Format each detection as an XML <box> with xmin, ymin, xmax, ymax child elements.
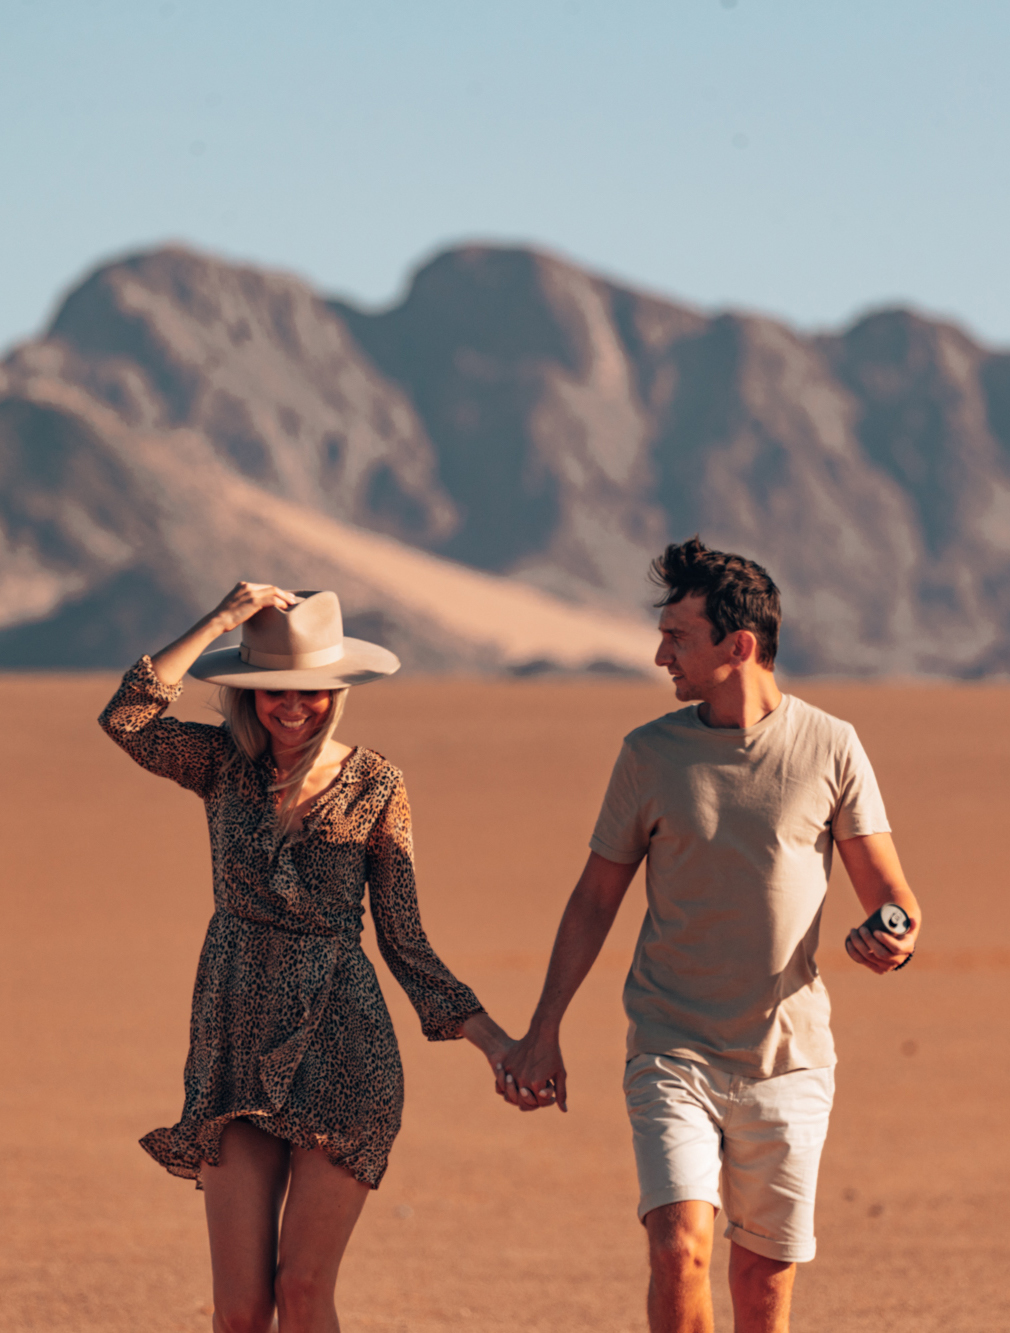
<box><xmin>861</xmin><ymin>902</ymin><xmax>911</xmax><ymax>938</ymax></box>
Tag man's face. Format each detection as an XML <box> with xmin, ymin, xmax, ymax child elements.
<box><xmin>654</xmin><ymin>595</ymin><xmax>732</xmax><ymax>702</ymax></box>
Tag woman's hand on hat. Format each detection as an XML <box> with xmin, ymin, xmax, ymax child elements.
<box><xmin>150</xmin><ymin>583</ymin><xmax>299</xmax><ymax>687</ymax></box>
<box><xmin>210</xmin><ymin>582</ymin><xmax>300</xmax><ymax>634</ymax></box>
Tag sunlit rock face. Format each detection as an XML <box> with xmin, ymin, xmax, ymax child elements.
<box><xmin>45</xmin><ymin>247</ymin><xmax>457</xmax><ymax>544</ymax></box>
<box><xmin>338</xmin><ymin>246</ymin><xmax>1010</xmax><ymax>674</ymax></box>
<box><xmin>2</xmin><ymin>242</ymin><xmax>1009</xmax><ymax>673</ymax></box>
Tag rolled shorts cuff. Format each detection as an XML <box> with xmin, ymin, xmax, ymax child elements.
<box><xmin>724</xmin><ymin>1221</ymin><xmax>816</xmax><ymax>1265</ymax></box>
<box><xmin>638</xmin><ymin>1184</ymin><xmax>722</xmax><ymax>1224</ymax></box>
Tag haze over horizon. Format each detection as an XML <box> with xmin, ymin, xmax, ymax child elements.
<box><xmin>4</xmin><ymin>1</ymin><xmax>1010</xmax><ymax>356</ymax></box>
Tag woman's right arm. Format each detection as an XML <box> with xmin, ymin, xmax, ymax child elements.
<box><xmin>149</xmin><ymin>582</ymin><xmax>299</xmax><ymax>686</ymax></box>
<box><xmin>99</xmin><ymin>582</ymin><xmax>298</xmax><ymax>793</ymax></box>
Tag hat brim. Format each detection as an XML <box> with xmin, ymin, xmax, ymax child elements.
<box><xmin>188</xmin><ymin>638</ymin><xmax>401</xmax><ymax>689</ymax></box>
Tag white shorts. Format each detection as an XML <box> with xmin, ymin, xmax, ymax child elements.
<box><xmin>624</xmin><ymin>1053</ymin><xmax>835</xmax><ymax>1264</ymax></box>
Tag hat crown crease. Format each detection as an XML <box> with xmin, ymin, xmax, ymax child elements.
<box><xmin>240</xmin><ymin>591</ymin><xmax>346</xmax><ymax>669</ymax></box>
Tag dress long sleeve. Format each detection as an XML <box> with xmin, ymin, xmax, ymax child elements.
<box><xmin>98</xmin><ymin>655</ymin><xmax>229</xmax><ymax>799</ymax></box>
<box><xmin>366</xmin><ymin>775</ymin><xmax>483</xmax><ymax>1040</ymax></box>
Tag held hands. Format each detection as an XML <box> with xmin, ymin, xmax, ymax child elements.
<box><xmin>460</xmin><ymin>1015</ymin><xmax>566</xmax><ymax>1114</ymax></box>
<box><xmin>495</xmin><ymin>1025</ymin><xmax>567</xmax><ymax>1113</ymax></box>
<box><xmin>845</xmin><ymin>917</ymin><xmax>918</xmax><ymax>974</ymax></box>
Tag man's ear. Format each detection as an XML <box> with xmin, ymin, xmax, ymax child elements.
<box><xmin>730</xmin><ymin>630</ymin><xmax>758</xmax><ymax>664</ymax></box>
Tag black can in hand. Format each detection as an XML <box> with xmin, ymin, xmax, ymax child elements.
<box><xmin>861</xmin><ymin>902</ymin><xmax>911</xmax><ymax>938</ymax></box>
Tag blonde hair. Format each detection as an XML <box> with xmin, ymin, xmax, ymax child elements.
<box><xmin>217</xmin><ymin>686</ymin><xmax>349</xmax><ymax>830</ymax></box>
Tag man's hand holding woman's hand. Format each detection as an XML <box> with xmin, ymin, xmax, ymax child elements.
<box><xmin>496</xmin><ymin>1024</ymin><xmax>567</xmax><ymax>1113</ymax></box>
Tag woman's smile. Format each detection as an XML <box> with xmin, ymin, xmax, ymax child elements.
<box><xmin>253</xmin><ymin>688</ymin><xmax>333</xmax><ymax>749</ymax></box>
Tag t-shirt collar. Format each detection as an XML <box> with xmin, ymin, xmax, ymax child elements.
<box><xmin>685</xmin><ymin>693</ymin><xmax>790</xmax><ymax>738</ymax></box>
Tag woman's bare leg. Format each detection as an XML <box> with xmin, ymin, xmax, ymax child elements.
<box><xmin>273</xmin><ymin>1148</ymin><xmax>370</xmax><ymax>1333</ymax></box>
<box><xmin>202</xmin><ymin>1120</ymin><xmax>292</xmax><ymax>1333</ymax></box>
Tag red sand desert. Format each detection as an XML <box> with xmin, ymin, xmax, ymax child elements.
<box><xmin>3</xmin><ymin>674</ymin><xmax>1009</xmax><ymax>1332</ymax></box>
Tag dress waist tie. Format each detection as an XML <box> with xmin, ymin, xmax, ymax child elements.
<box><xmin>209</xmin><ymin>908</ymin><xmax>362</xmax><ymax>1114</ymax></box>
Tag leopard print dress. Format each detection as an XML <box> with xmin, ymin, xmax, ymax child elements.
<box><xmin>99</xmin><ymin>657</ymin><xmax>483</xmax><ymax>1190</ymax></box>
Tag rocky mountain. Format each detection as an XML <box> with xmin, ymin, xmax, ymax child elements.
<box><xmin>2</xmin><ymin>242</ymin><xmax>1008</xmax><ymax>674</ymax></box>
<box><xmin>335</xmin><ymin>247</ymin><xmax>1010</xmax><ymax>674</ymax></box>
<box><xmin>0</xmin><ymin>371</ymin><xmax>656</xmax><ymax>673</ymax></box>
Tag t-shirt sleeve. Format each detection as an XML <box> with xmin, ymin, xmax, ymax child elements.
<box><xmin>589</xmin><ymin>740</ymin><xmax>650</xmax><ymax>865</ymax></box>
<box><xmin>831</xmin><ymin>725</ymin><xmax>891</xmax><ymax>840</ymax></box>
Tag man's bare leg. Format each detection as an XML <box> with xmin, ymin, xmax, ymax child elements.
<box><xmin>644</xmin><ymin>1201</ymin><xmax>717</xmax><ymax>1333</ymax></box>
<box><xmin>728</xmin><ymin>1243</ymin><xmax>795</xmax><ymax>1333</ymax></box>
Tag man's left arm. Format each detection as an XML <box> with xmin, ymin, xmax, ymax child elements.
<box><xmin>837</xmin><ymin>832</ymin><xmax>921</xmax><ymax>974</ymax></box>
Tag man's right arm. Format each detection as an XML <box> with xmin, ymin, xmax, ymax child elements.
<box><xmin>499</xmin><ymin>850</ymin><xmax>641</xmax><ymax>1112</ymax></box>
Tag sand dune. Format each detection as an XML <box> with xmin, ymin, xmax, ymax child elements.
<box><xmin>223</xmin><ymin>485</ymin><xmax>664</xmax><ymax>675</ymax></box>
<box><xmin>3</xmin><ymin>675</ymin><xmax>1009</xmax><ymax>1331</ymax></box>
<box><xmin>0</xmin><ymin>378</ymin><xmax>661</xmax><ymax>674</ymax></box>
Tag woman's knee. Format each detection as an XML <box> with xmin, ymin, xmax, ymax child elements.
<box><xmin>211</xmin><ymin>1298</ymin><xmax>276</xmax><ymax>1333</ymax></box>
<box><xmin>274</xmin><ymin>1265</ymin><xmax>335</xmax><ymax>1322</ymax></box>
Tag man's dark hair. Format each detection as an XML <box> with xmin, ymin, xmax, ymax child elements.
<box><xmin>650</xmin><ymin>537</ymin><xmax>781</xmax><ymax>668</ymax></box>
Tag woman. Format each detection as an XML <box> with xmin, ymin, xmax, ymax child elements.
<box><xmin>99</xmin><ymin>581</ymin><xmax>516</xmax><ymax>1333</ymax></box>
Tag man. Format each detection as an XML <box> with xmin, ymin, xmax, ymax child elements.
<box><xmin>500</xmin><ymin>538</ymin><xmax>920</xmax><ymax>1333</ymax></box>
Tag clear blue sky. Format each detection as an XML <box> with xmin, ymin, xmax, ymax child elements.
<box><xmin>3</xmin><ymin>0</ymin><xmax>1009</xmax><ymax>354</ymax></box>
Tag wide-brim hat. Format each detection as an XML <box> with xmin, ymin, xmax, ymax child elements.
<box><xmin>189</xmin><ymin>589</ymin><xmax>400</xmax><ymax>689</ymax></box>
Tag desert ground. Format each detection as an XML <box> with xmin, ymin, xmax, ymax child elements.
<box><xmin>3</xmin><ymin>672</ymin><xmax>1009</xmax><ymax>1332</ymax></box>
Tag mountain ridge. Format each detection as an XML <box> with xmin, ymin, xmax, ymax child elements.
<box><xmin>2</xmin><ymin>241</ymin><xmax>1008</xmax><ymax>675</ymax></box>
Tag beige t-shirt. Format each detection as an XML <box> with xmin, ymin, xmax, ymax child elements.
<box><xmin>590</xmin><ymin>694</ymin><xmax>890</xmax><ymax>1078</ymax></box>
